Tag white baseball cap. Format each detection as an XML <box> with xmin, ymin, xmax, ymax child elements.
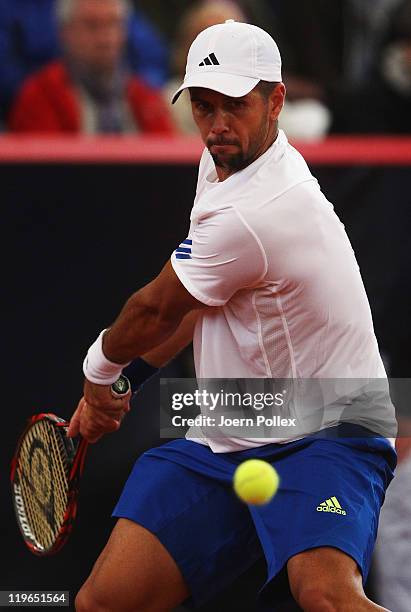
<box><xmin>172</xmin><ymin>20</ymin><xmax>282</xmax><ymax>104</ymax></box>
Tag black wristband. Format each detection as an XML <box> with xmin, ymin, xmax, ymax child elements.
<box><xmin>123</xmin><ymin>358</ymin><xmax>159</xmax><ymax>393</ymax></box>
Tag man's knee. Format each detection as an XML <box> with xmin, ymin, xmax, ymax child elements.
<box><xmin>294</xmin><ymin>586</ymin><xmax>339</xmax><ymax>612</ymax></box>
<box><xmin>75</xmin><ymin>579</ymin><xmax>150</xmax><ymax>612</ymax></box>
<box><xmin>74</xmin><ymin>519</ymin><xmax>189</xmax><ymax>611</ymax></box>
<box><xmin>287</xmin><ymin>547</ymin><xmax>367</xmax><ymax>612</ymax></box>
<box><xmin>75</xmin><ymin>582</ymin><xmax>104</xmax><ymax>612</ymax></box>
<box><xmin>293</xmin><ymin>585</ymin><xmax>389</xmax><ymax>612</ymax></box>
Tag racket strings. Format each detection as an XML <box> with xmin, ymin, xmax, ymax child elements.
<box><xmin>18</xmin><ymin>426</ymin><xmax>51</xmax><ymax>549</ymax></box>
<box><xmin>17</xmin><ymin>421</ymin><xmax>70</xmax><ymax>551</ymax></box>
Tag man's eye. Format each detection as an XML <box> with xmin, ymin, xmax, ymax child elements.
<box><xmin>228</xmin><ymin>100</ymin><xmax>246</xmax><ymax>110</ymax></box>
<box><xmin>194</xmin><ymin>102</ymin><xmax>209</xmax><ymax>112</ymax></box>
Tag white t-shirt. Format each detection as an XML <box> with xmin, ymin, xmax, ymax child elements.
<box><xmin>171</xmin><ymin>130</ymin><xmax>393</xmax><ymax>452</ymax></box>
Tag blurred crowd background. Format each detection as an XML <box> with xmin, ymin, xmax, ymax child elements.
<box><xmin>1</xmin><ymin>0</ymin><xmax>411</xmax><ymax>137</ymax></box>
<box><xmin>1</xmin><ymin>2</ymin><xmax>411</xmax><ymax>611</ymax></box>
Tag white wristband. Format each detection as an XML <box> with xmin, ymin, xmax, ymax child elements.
<box><xmin>83</xmin><ymin>329</ymin><xmax>130</xmax><ymax>385</ymax></box>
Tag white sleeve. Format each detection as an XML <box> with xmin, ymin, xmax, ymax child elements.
<box><xmin>171</xmin><ymin>207</ymin><xmax>267</xmax><ymax>306</ymax></box>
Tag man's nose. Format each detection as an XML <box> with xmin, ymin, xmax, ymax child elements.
<box><xmin>210</xmin><ymin>108</ymin><xmax>229</xmax><ymax>134</ymax></box>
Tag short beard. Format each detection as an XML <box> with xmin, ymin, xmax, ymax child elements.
<box><xmin>210</xmin><ymin>149</ymin><xmax>248</xmax><ymax>172</ymax></box>
<box><xmin>208</xmin><ymin>108</ymin><xmax>270</xmax><ymax>173</ymax></box>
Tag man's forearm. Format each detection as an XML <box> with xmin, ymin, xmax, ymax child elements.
<box><xmin>102</xmin><ymin>288</ymin><xmax>184</xmax><ymax>364</ymax></box>
<box><xmin>141</xmin><ymin>310</ymin><xmax>199</xmax><ymax>368</ymax></box>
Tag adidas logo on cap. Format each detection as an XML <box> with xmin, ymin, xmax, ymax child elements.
<box><xmin>316</xmin><ymin>496</ymin><xmax>347</xmax><ymax>516</ymax></box>
<box><xmin>199</xmin><ymin>53</ymin><xmax>220</xmax><ymax>67</ymax></box>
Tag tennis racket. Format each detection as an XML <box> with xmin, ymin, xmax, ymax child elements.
<box><xmin>10</xmin><ymin>375</ymin><xmax>130</xmax><ymax>556</ymax></box>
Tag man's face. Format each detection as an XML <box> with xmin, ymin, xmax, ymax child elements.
<box><xmin>62</xmin><ymin>0</ymin><xmax>126</xmax><ymax>74</ymax></box>
<box><xmin>190</xmin><ymin>85</ymin><xmax>284</xmax><ymax>179</ymax></box>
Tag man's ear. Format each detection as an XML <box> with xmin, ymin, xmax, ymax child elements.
<box><xmin>270</xmin><ymin>83</ymin><xmax>286</xmax><ymax>121</ymax></box>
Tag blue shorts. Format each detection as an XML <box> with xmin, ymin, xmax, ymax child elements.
<box><xmin>113</xmin><ymin>425</ymin><xmax>396</xmax><ymax>608</ymax></box>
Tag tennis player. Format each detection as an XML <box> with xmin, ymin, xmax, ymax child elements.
<box><xmin>70</xmin><ymin>21</ymin><xmax>396</xmax><ymax>612</ymax></box>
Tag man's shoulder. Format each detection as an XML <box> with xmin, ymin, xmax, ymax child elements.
<box><xmin>262</xmin><ymin>137</ymin><xmax>318</xmax><ymax>202</ymax></box>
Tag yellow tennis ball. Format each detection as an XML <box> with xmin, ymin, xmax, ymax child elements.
<box><xmin>233</xmin><ymin>459</ymin><xmax>279</xmax><ymax>505</ymax></box>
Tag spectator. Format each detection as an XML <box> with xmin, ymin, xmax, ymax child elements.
<box><xmin>332</xmin><ymin>0</ymin><xmax>411</xmax><ymax>133</ymax></box>
<box><xmin>163</xmin><ymin>1</ymin><xmax>247</xmax><ymax>134</ymax></box>
<box><xmin>0</xmin><ymin>0</ymin><xmax>169</xmax><ymax>122</ymax></box>
<box><xmin>8</xmin><ymin>0</ymin><xmax>174</xmax><ymax>134</ymax></box>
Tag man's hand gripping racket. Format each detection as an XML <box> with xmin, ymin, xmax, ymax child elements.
<box><xmin>10</xmin><ymin>375</ymin><xmax>130</xmax><ymax>556</ymax></box>
<box><xmin>68</xmin><ymin>374</ymin><xmax>131</xmax><ymax>442</ymax></box>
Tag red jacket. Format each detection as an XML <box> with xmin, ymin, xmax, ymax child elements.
<box><xmin>8</xmin><ymin>60</ymin><xmax>175</xmax><ymax>134</ymax></box>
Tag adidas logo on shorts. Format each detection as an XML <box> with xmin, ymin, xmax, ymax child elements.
<box><xmin>316</xmin><ymin>496</ymin><xmax>347</xmax><ymax>516</ymax></box>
